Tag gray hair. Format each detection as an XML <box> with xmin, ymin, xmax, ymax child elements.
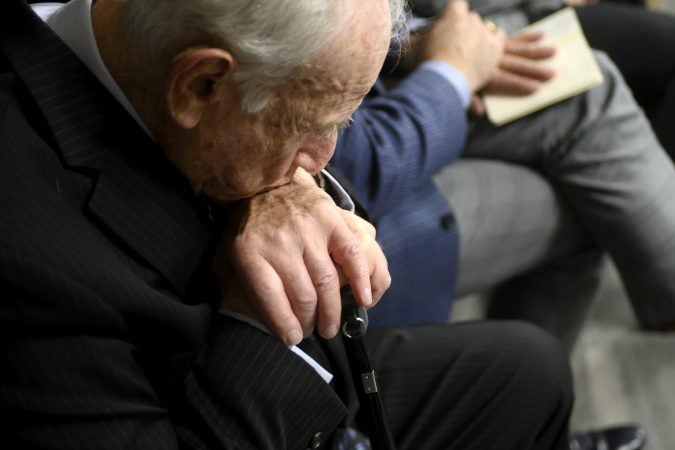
<box><xmin>120</xmin><ymin>0</ymin><xmax>406</xmax><ymax>112</ymax></box>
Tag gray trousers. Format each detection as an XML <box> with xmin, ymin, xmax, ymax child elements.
<box><xmin>434</xmin><ymin>52</ymin><xmax>675</xmax><ymax>347</ymax></box>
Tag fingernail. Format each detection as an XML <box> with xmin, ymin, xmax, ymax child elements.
<box><xmin>362</xmin><ymin>288</ymin><xmax>373</xmax><ymax>306</ymax></box>
<box><xmin>324</xmin><ymin>324</ymin><xmax>339</xmax><ymax>338</ymax></box>
<box><xmin>287</xmin><ymin>329</ymin><xmax>303</xmax><ymax>346</ymax></box>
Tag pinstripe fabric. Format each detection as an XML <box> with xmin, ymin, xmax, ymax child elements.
<box><xmin>0</xmin><ymin>1</ymin><xmax>349</xmax><ymax>448</ymax></box>
<box><xmin>332</xmin><ymin>71</ymin><xmax>467</xmax><ymax>325</ymax></box>
<box><xmin>1</xmin><ymin>0</ymin><xmax>208</xmax><ymax>294</ymax></box>
<box><xmin>366</xmin><ymin>321</ymin><xmax>573</xmax><ymax>450</ymax></box>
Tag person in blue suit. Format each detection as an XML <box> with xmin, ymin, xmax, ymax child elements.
<box><xmin>331</xmin><ymin>0</ymin><xmax>675</xmax><ymax>349</ymax></box>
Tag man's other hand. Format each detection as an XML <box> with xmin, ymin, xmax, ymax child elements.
<box><xmin>470</xmin><ymin>30</ymin><xmax>557</xmax><ymax>116</ymax></box>
<box><xmin>421</xmin><ymin>0</ymin><xmax>506</xmax><ymax>92</ymax></box>
<box><xmin>213</xmin><ymin>169</ymin><xmax>390</xmax><ymax>346</ymax></box>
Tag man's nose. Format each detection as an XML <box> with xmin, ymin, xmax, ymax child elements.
<box><xmin>293</xmin><ymin>133</ymin><xmax>338</xmax><ymax>174</ymax></box>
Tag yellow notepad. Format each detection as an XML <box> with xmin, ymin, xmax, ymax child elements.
<box><xmin>483</xmin><ymin>8</ymin><xmax>603</xmax><ymax>126</ymax></box>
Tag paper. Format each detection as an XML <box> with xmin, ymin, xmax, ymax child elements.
<box><xmin>483</xmin><ymin>8</ymin><xmax>604</xmax><ymax>126</ymax></box>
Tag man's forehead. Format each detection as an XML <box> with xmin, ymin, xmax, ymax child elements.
<box><xmin>262</xmin><ymin>75</ymin><xmax>364</xmax><ymax>133</ymax></box>
<box><xmin>264</xmin><ymin>0</ymin><xmax>390</xmax><ymax>129</ymax></box>
<box><xmin>290</xmin><ymin>62</ymin><xmax>375</xmax><ymax>99</ymax></box>
<box><xmin>282</xmin><ymin>0</ymin><xmax>388</xmax><ymax>92</ymax></box>
<box><xmin>272</xmin><ymin>64</ymin><xmax>372</xmax><ymax>119</ymax></box>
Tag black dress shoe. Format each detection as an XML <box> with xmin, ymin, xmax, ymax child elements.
<box><xmin>569</xmin><ymin>424</ymin><xmax>646</xmax><ymax>450</ymax></box>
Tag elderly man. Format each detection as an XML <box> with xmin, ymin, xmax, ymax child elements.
<box><xmin>0</xmin><ymin>0</ymin><xmax>575</xmax><ymax>448</ymax></box>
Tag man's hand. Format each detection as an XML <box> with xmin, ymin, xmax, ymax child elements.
<box><xmin>213</xmin><ymin>169</ymin><xmax>390</xmax><ymax>346</ymax></box>
<box><xmin>470</xmin><ymin>30</ymin><xmax>557</xmax><ymax>116</ymax></box>
<box><xmin>420</xmin><ymin>0</ymin><xmax>506</xmax><ymax>92</ymax></box>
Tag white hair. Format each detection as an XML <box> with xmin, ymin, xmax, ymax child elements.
<box><xmin>120</xmin><ymin>0</ymin><xmax>406</xmax><ymax>112</ymax></box>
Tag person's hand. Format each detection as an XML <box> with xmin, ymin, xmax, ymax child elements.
<box><xmin>470</xmin><ymin>30</ymin><xmax>557</xmax><ymax>116</ymax></box>
<box><xmin>213</xmin><ymin>169</ymin><xmax>390</xmax><ymax>346</ymax></box>
<box><xmin>420</xmin><ymin>0</ymin><xmax>506</xmax><ymax>92</ymax></box>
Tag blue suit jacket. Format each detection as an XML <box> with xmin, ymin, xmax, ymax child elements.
<box><xmin>331</xmin><ymin>68</ymin><xmax>468</xmax><ymax>325</ymax></box>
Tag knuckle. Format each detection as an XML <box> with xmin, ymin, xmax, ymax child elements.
<box><xmin>372</xmin><ymin>273</ymin><xmax>392</xmax><ymax>302</ymax></box>
<box><xmin>229</xmin><ymin>234</ymin><xmax>253</xmax><ymax>256</ymax></box>
<box><xmin>383</xmin><ymin>272</ymin><xmax>393</xmax><ymax>288</ymax></box>
<box><xmin>231</xmin><ymin>232</ymin><xmax>289</xmax><ymax>262</ymax></box>
<box><xmin>265</xmin><ymin>308</ymin><xmax>299</xmax><ymax>335</ymax></box>
<box><xmin>255</xmin><ymin>284</ymin><xmax>285</xmax><ymax>308</ymax></box>
<box><xmin>274</xmin><ymin>313</ymin><xmax>297</xmax><ymax>332</ymax></box>
<box><xmin>341</xmin><ymin>241</ymin><xmax>364</xmax><ymax>260</ymax></box>
<box><xmin>291</xmin><ymin>299</ymin><xmax>318</xmax><ymax>334</ymax></box>
<box><xmin>383</xmin><ymin>273</ymin><xmax>392</xmax><ymax>291</ymax></box>
<box><xmin>313</xmin><ymin>270</ymin><xmax>340</xmax><ymax>294</ymax></box>
<box><xmin>361</xmin><ymin>220</ymin><xmax>377</xmax><ymax>238</ymax></box>
<box><xmin>294</xmin><ymin>289</ymin><xmax>319</xmax><ymax>309</ymax></box>
<box><xmin>265</xmin><ymin>228</ymin><xmax>294</xmax><ymax>248</ymax></box>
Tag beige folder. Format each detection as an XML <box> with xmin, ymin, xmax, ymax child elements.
<box><xmin>483</xmin><ymin>8</ymin><xmax>604</xmax><ymax>126</ymax></box>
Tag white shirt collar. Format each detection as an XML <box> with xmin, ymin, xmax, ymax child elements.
<box><xmin>32</xmin><ymin>0</ymin><xmax>153</xmax><ymax>138</ymax></box>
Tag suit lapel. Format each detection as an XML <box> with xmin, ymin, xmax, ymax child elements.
<box><xmin>89</xmin><ymin>137</ymin><xmax>212</xmax><ymax>296</ymax></box>
<box><xmin>0</xmin><ymin>0</ymin><xmax>211</xmax><ymax>295</ymax></box>
<box><xmin>0</xmin><ymin>0</ymin><xmax>112</xmax><ymax>169</ymax></box>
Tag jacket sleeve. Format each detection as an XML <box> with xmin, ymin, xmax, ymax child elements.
<box><xmin>0</xmin><ymin>249</ymin><xmax>346</xmax><ymax>450</ymax></box>
<box><xmin>330</xmin><ymin>67</ymin><xmax>467</xmax><ymax>219</ymax></box>
<box><xmin>178</xmin><ymin>316</ymin><xmax>347</xmax><ymax>449</ymax></box>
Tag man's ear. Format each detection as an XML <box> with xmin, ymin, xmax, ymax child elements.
<box><xmin>166</xmin><ymin>47</ymin><xmax>235</xmax><ymax>129</ymax></box>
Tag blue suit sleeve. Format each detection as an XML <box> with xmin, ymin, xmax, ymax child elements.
<box><xmin>331</xmin><ymin>68</ymin><xmax>468</xmax><ymax>219</ymax></box>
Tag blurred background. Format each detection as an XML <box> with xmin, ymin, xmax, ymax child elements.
<box><xmin>568</xmin><ymin>263</ymin><xmax>675</xmax><ymax>450</ymax></box>
<box><xmin>449</xmin><ymin>1</ymin><xmax>675</xmax><ymax>447</ymax></box>
<box><xmin>656</xmin><ymin>0</ymin><xmax>675</xmax><ymax>13</ymax></box>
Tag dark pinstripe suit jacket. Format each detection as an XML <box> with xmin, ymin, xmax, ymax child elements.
<box><xmin>0</xmin><ymin>1</ymin><xmax>352</xmax><ymax>448</ymax></box>
<box><xmin>332</xmin><ymin>72</ymin><xmax>467</xmax><ymax>325</ymax></box>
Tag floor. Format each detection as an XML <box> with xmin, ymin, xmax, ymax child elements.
<box><xmin>567</xmin><ymin>265</ymin><xmax>675</xmax><ymax>450</ymax></box>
